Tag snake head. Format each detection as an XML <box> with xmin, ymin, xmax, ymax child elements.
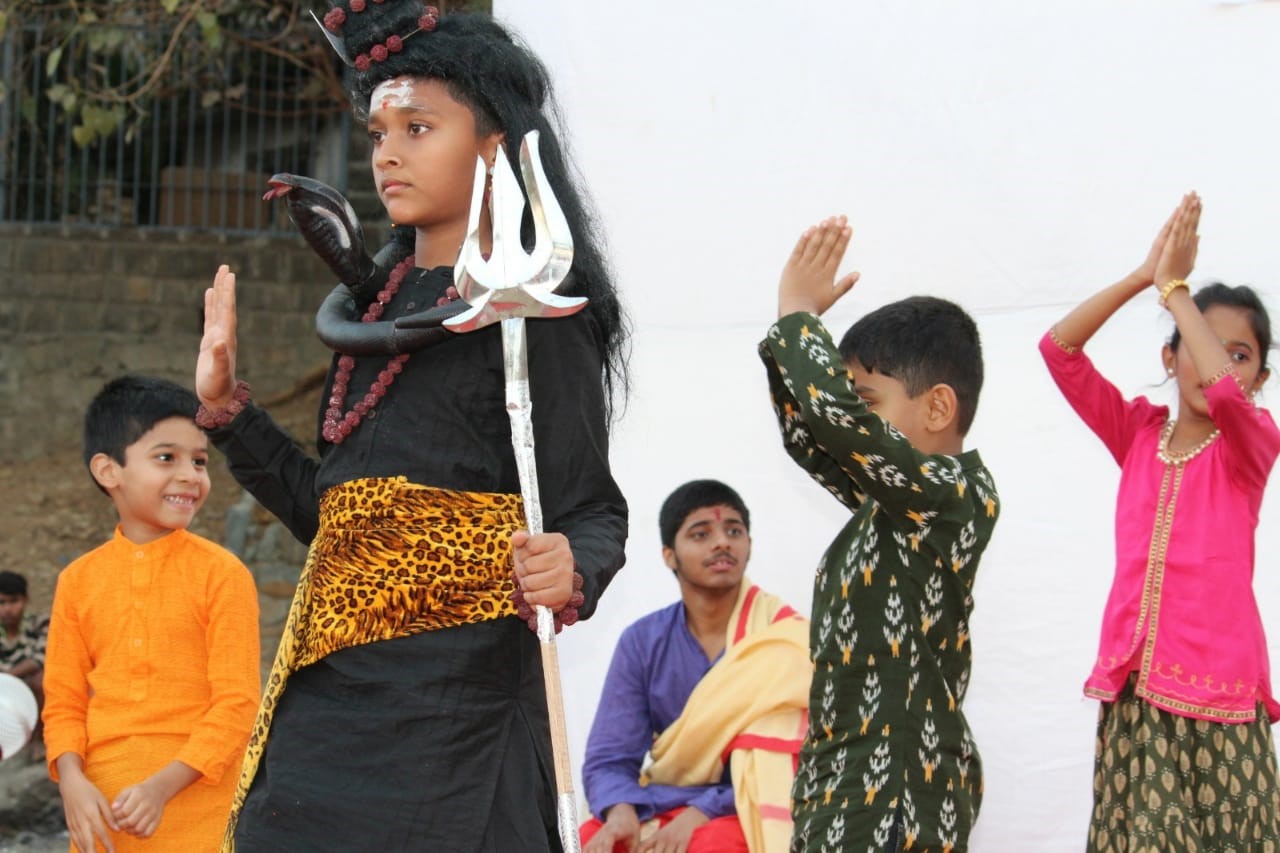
<box><xmin>264</xmin><ymin>172</ymin><xmax>378</xmax><ymax>300</ymax></box>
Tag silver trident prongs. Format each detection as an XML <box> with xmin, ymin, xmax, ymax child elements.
<box><xmin>445</xmin><ymin>131</ymin><xmax>587</xmax><ymax>333</ymax></box>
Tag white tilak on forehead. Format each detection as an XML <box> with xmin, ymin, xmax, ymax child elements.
<box><xmin>370</xmin><ymin>78</ymin><xmax>420</xmax><ymax>115</ymax></box>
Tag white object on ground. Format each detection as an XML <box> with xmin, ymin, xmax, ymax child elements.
<box><xmin>0</xmin><ymin>673</ymin><xmax>37</xmax><ymax>761</ymax></box>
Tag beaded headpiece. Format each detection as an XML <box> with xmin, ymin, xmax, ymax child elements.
<box><xmin>306</xmin><ymin>0</ymin><xmax>629</xmax><ymax>414</ymax></box>
<box><xmin>313</xmin><ymin>2</ymin><xmax>440</xmax><ymax>71</ymax></box>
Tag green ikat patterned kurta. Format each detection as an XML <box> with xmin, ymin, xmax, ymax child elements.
<box><xmin>760</xmin><ymin>313</ymin><xmax>1000</xmax><ymax>853</ymax></box>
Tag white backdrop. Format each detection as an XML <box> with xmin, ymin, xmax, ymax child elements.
<box><xmin>495</xmin><ymin>1</ymin><xmax>1280</xmax><ymax>849</ymax></box>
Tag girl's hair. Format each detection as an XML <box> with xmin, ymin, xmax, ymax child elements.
<box><xmin>1169</xmin><ymin>282</ymin><xmax>1273</xmax><ymax>371</ymax></box>
<box><xmin>330</xmin><ymin>4</ymin><xmax>629</xmax><ymax>414</ymax></box>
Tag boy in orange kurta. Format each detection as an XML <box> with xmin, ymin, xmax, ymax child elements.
<box><xmin>42</xmin><ymin>376</ymin><xmax>260</xmax><ymax>853</ymax></box>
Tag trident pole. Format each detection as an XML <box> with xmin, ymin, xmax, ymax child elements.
<box><xmin>405</xmin><ymin>130</ymin><xmax>589</xmax><ymax>852</ymax></box>
<box><xmin>502</xmin><ymin>316</ymin><xmax>582</xmax><ymax>852</ymax></box>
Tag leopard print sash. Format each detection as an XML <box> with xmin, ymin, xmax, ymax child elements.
<box><xmin>223</xmin><ymin>477</ymin><xmax>523</xmax><ymax>851</ymax></box>
<box><xmin>295</xmin><ymin>477</ymin><xmax>522</xmax><ymax>667</ymax></box>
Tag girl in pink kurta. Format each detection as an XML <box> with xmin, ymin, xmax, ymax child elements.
<box><xmin>1042</xmin><ymin>193</ymin><xmax>1280</xmax><ymax>852</ymax></box>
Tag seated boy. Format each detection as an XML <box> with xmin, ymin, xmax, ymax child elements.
<box><xmin>0</xmin><ymin>570</ymin><xmax>50</xmax><ymax>758</ymax></box>
<box><xmin>581</xmin><ymin>479</ymin><xmax>810</xmax><ymax>853</ymax></box>
<box><xmin>42</xmin><ymin>376</ymin><xmax>260</xmax><ymax>853</ymax></box>
<box><xmin>759</xmin><ymin>217</ymin><xmax>1000</xmax><ymax>852</ymax></box>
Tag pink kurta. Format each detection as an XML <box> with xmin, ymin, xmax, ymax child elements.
<box><xmin>1041</xmin><ymin>331</ymin><xmax>1280</xmax><ymax>723</ymax></box>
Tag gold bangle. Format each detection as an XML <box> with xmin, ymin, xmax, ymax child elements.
<box><xmin>1159</xmin><ymin>279</ymin><xmax>1190</xmax><ymax>308</ymax></box>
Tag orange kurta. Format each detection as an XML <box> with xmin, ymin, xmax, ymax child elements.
<box><xmin>42</xmin><ymin>527</ymin><xmax>260</xmax><ymax>852</ymax></box>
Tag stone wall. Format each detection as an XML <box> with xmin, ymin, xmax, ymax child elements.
<box><xmin>0</xmin><ymin>223</ymin><xmax>334</xmax><ymax>461</ymax></box>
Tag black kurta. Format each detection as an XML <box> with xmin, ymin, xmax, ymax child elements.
<box><xmin>211</xmin><ymin>265</ymin><xmax>628</xmax><ymax>852</ymax></box>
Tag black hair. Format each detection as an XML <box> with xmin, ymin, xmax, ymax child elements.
<box><xmin>332</xmin><ymin>4</ymin><xmax>629</xmax><ymax>415</ymax></box>
<box><xmin>837</xmin><ymin>296</ymin><xmax>984</xmax><ymax>435</ymax></box>
<box><xmin>658</xmin><ymin>480</ymin><xmax>751</xmax><ymax>549</ymax></box>
<box><xmin>83</xmin><ymin>375</ymin><xmax>201</xmax><ymax>478</ymax></box>
<box><xmin>1169</xmin><ymin>282</ymin><xmax>1272</xmax><ymax>372</ymax></box>
<box><xmin>0</xmin><ymin>571</ymin><xmax>27</xmax><ymax>598</ymax></box>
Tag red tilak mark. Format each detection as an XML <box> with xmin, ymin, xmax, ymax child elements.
<box><xmin>713</xmin><ymin>507</ymin><xmax>722</xmax><ymax>521</ymax></box>
<box><xmin>381</xmin><ymin>98</ymin><xmax>392</xmax><ymax>111</ymax></box>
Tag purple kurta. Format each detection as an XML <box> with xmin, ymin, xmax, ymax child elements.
<box><xmin>582</xmin><ymin>602</ymin><xmax>735</xmax><ymax>822</ymax></box>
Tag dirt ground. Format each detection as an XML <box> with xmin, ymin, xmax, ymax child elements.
<box><xmin>2</xmin><ymin>389</ymin><xmax>321</xmax><ymax>622</ymax></box>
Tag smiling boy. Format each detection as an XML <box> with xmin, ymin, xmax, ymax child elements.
<box><xmin>760</xmin><ymin>217</ymin><xmax>1000</xmax><ymax>852</ymax></box>
<box><xmin>42</xmin><ymin>376</ymin><xmax>259</xmax><ymax>853</ymax></box>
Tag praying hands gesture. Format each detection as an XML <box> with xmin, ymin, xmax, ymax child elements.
<box><xmin>197</xmin><ymin>264</ymin><xmax>240</xmax><ymax>411</ymax></box>
<box><xmin>1128</xmin><ymin>201</ymin><xmax>1177</xmax><ymax>291</ymax></box>
<box><xmin>1153</xmin><ymin>192</ymin><xmax>1201</xmax><ymax>295</ymax></box>
<box><xmin>777</xmin><ymin>215</ymin><xmax>862</xmax><ymax>319</ymax></box>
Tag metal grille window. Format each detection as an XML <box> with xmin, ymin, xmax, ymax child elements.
<box><xmin>0</xmin><ymin>18</ymin><xmax>351</xmax><ymax>234</ymax></box>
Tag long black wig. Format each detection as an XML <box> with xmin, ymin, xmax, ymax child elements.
<box><xmin>328</xmin><ymin>2</ymin><xmax>630</xmax><ymax>412</ymax></box>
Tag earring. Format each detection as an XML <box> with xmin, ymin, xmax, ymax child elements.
<box><xmin>1166</xmin><ymin>368</ymin><xmax>1175</xmax><ymax>376</ymax></box>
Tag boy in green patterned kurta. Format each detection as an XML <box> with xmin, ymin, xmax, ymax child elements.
<box><xmin>759</xmin><ymin>217</ymin><xmax>999</xmax><ymax>853</ymax></box>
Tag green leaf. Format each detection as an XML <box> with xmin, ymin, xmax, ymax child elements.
<box><xmin>0</xmin><ymin>11</ymin><xmax>8</xmax><ymax>40</ymax></box>
<box><xmin>72</xmin><ymin>124</ymin><xmax>95</xmax><ymax>148</ymax></box>
<box><xmin>45</xmin><ymin>84</ymin><xmax>78</xmax><ymax>113</ymax></box>
<box><xmin>201</xmin><ymin>90</ymin><xmax>223</xmax><ymax>108</ymax></box>
<box><xmin>87</xmin><ymin>28</ymin><xmax>127</xmax><ymax>53</ymax></box>
<box><xmin>45</xmin><ymin>46</ymin><xmax>63</xmax><ymax>78</ymax></box>
<box><xmin>162</xmin><ymin>0</ymin><xmax>182</xmax><ymax>13</ymax></box>
<box><xmin>78</xmin><ymin>105</ymin><xmax>124</xmax><ymax>139</ymax></box>
<box><xmin>197</xmin><ymin>11</ymin><xmax>222</xmax><ymax>49</ymax></box>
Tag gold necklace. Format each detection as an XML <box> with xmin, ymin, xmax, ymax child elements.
<box><xmin>1156</xmin><ymin>419</ymin><xmax>1219</xmax><ymax>465</ymax></box>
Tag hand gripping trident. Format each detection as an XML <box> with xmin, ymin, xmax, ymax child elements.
<box><xmin>406</xmin><ymin>130</ymin><xmax>586</xmax><ymax>851</ymax></box>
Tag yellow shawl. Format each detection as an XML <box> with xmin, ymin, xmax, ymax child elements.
<box><xmin>643</xmin><ymin>581</ymin><xmax>810</xmax><ymax>853</ymax></box>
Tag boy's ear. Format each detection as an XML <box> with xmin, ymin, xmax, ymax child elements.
<box><xmin>661</xmin><ymin>546</ymin><xmax>677</xmax><ymax>572</ymax></box>
<box><xmin>925</xmin><ymin>383</ymin><xmax>959</xmax><ymax>434</ymax></box>
<box><xmin>89</xmin><ymin>452</ymin><xmax>121</xmax><ymax>492</ymax></box>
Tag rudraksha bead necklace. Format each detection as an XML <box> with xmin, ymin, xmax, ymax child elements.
<box><xmin>322</xmin><ymin>255</ymin><xmax>457</xmax><ymax>444</ymax></box>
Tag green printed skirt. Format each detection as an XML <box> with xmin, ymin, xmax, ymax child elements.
<box><xmin>1089</xmin><ymin>678</ymin><xmax>1280</xmax><ymax>852</ymax></box>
